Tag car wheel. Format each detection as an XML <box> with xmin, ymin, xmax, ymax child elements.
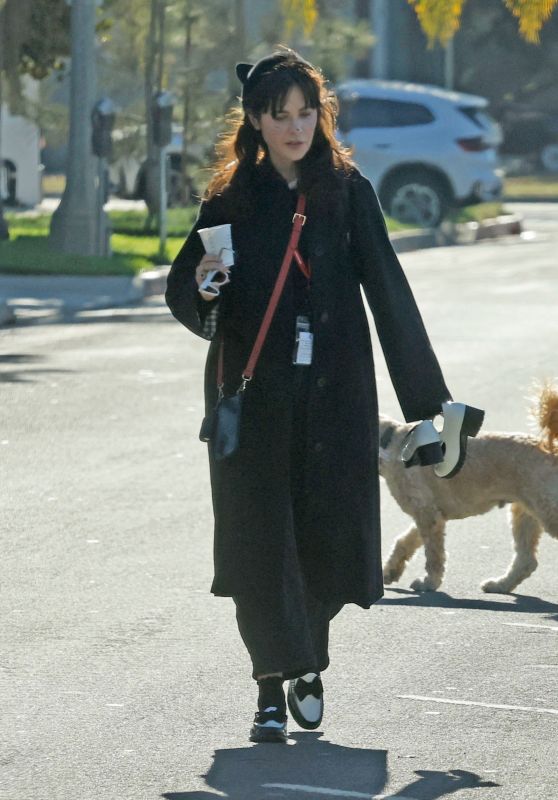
<box><xmin>540</xmin><ymin>144</ymin><xmax>558</xmax><ymax>173</ymax></box>
<box><xmin>383</xmin><ymin>171</ymin><xmax>449</xmax><ymax>227</ymax></box>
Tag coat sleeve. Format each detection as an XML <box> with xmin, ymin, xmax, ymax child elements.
<box><xmin>165</xmin><ymin>195</ymin><xmax>227</xmax><ymax>339</ymax></box>
<box><xmin>349</xmin><ymin>173</ymin><xmax>452</xmax><ymax>421</ymax></box>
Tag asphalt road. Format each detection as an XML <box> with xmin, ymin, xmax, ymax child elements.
<box><xmin>1</xmin><ymin>202</ymin><xmax>557</xmax><ymax>800</ymax></box>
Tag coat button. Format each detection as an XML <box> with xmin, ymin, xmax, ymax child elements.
<box><xmin>313</xmin><ymin>245</ymin><xmax>325</xmax><ymax>257</ymax></box>
<box><xmin>314</xmin><ymin>442</ymin><xmax>323</xmax><ymax>453</ymax></box>
<box><xmin>320</xmin><ymin>310</ymin><xmax>329</xmax><ymax>324</ymax></box>
<box><xmin>316</xmin><ymin>376</ymin><xmax>327</xmax><ymax>388</ymax></box>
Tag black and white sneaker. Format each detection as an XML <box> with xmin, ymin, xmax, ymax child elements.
<box><xmin>249</xmin><ymin>706</ymin><xmax>288</xmax><ymax>743</ymax></box>
<box><xmin>434</xmin><ymin>401</ymin><xmax>485</xmax><ymax>479</ymax></box>
<box><xmin>287</xmin><ymin>672</ymin><xmax>324</xmax><ymax>730</ymax></box>
<box><xmin>400</xmin><ymin>420</ymin><xmax>444</xmax><ymax>469</ymax></box>
<box><xmin>249</xmin><ymin>676</ymin><xmax>288</xmax><ymax>743</ymax></box>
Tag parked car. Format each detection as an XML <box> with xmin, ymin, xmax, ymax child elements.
<box><xmin>109</xmin><ymin>126</ymin><xmax>200</xmax><ymax>207</ymax></box>
<box><xmin>336</xmin><ymin>79</ymin><xmax>503</xmax><ymax>226</ymax></box>
<box><xmin>498</xmin><ymin>105</ymin><xmax>558</xmax><ymax>173</ymax></box>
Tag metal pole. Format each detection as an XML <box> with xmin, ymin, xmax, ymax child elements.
<box><xmin>0</xmin><ymin>11</ymin><xmax>10</xmax><ymax>241</ymax></box>
<box><xmin>444</xmin><ymin>36</ymin><xmax>455</xmax><ymax>90</ymax></box>
<box><xmin>372</xmin><ymin>0</ymin><xmax>389</xmax><ymax>79</ymax></box>
<box><xmin>96</xmin><ymin>156</ymin><xmax>111</xmax><ymax>256</ymax></box>
<box><xmin>158</xmin><ymin>145</ymin><xmax>167</xmax><ymax>259</ymax></box>
<box><xmin>50</xmin><ymin>0</ymin><xmax>107</xmax><ymax>256</ymax></box>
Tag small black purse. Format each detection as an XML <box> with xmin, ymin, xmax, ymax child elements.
<box><xmin>199</xmin><ymin>194</ymin><xmax>307</xmax><ymax>461</ymax></box>
<box><xmin>199</xmin><ymin>391</ymin><xmax>244</xmax><ymax>461</ymax></box>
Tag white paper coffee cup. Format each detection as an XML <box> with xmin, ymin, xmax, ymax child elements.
<box><xmin>198</xmin><ymin>224</ymin><xmax>234</xmax><ymax>267</ymax></box>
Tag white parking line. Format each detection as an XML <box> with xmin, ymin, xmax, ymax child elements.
<box><xmin>503</xmin><ymin>622</ymin><xmax>558</xmax><ymax>632</ymax></box>
<box><xmin>399</xmin><ymin>694</ymin><xmax>558</xmax><ymax>716</ymax></box>
<box><xmin>263</xmin><ymin>786</ymin><xmax>411</xmax><ymax>800</ymax></box>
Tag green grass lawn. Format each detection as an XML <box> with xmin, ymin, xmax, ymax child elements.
<box><xmin>0</xmin><ymin>201</ymin><xmax>510</xmax><ymax>276</ymax></box>
<box><xmin>448</xmin><ymin>202</ymin><xmax>505</xmax><ymax>224</ymax></box>
<box><xmin>0</xmin><ymin>209</ymin><xmax>196</xmax><ymax>276</ymax></box>
<box><xmin>503</xmin><ymin>175</ymin><xmax>558</xmax><ymax>199</ymax></box>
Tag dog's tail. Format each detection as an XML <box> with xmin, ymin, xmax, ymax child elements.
<box><xmin>531</xmin><ymin>379</ymin><xmax>558</xmax><ymax>455</ymax></box>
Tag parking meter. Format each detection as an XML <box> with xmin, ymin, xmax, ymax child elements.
<box><xmin>152</xmin><ymin>91</ymin><xmax>174</xmax><ymax>148</ymax></box>
<box><xmin>91</xmin><ymin>98</ymin><xmax>116</xmax><ymax>158</ymax></box>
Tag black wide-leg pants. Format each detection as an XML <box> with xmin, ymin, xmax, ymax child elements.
<box><xmin>233</xmin><ymin>366</ymin><xmax>344</xmax><ymax>681</ymax></box>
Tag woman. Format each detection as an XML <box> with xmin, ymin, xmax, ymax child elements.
<box><xmin>166</xmin><ymin>49</ymin><xmax>455</xmax><ymax>743</ymax></box>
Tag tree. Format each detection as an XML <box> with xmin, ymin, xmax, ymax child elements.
<box><xmin>0</xmin><ymin>0</ymin><xmax>70</xmax><ymax>238</ymax></box>
<box><xmin>283</xmin><ymin>0</ymin><xmax>558</xmax><ymax>46</ymax></box>
<box><xmin>407</xmin><ymin>0</ymin><xmax>558</xmax><ymax>46</ymax></box>
<box><xmin>282</xmin><ymin>0</ymin><xmax>319</xmax><ymax>36</ymax></box>
<box><xmin>453</xmin><ymin>0</ymin><xmax>558</xmax><ymax>117</ymax></box>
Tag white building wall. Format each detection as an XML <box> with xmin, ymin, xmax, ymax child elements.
<box><xmin>1</xmin><ymin>79</ymin><xmax>42</xmax><ymax>206</ymax></box>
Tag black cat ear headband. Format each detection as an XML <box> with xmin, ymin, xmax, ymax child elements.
<box><xmin>235</xmin><ymin>52</ymin><xmax>311</xmax><ymax>103</ymax></box>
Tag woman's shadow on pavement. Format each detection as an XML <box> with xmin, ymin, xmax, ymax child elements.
<box><xmin>162</xmin><ymin>732</ymin><xmax>499</xmax><ymax>800</ymax></box>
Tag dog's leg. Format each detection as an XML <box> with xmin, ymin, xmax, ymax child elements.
<box><xmin>410</xmin><ymin>514</ymin><xmax>447</xmax><ymax>592</ymax></box>
<box><xmin>383</xmin><ymin>525</ymin><xmax>423</xmax><ymax>584</ymax></box>
<box><xmin>481</xmin><ymin>503</ymin><xmax>543</xmax><ymax>593</ymax></box>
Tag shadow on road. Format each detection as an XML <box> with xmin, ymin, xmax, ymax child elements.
<box><xmin>380</xmin><ymin>588</ymin><xmax>558</xmax><ymax>620</ymax></box>
<box><xmin>391</xmin><ymin>768</ymin><xmax>499</xmax><ymax>798</ymax></box>
<box><xmin>0</xmin><ymin>353</ymin><xmax>74</xmax><ymax>383</ymax></box>
<box><xmin>161</xmin><ymin>734</ymin><xmax>499</xmax><ymax>799</ymax></box>
<box><xmin>163</xmin><ymin>732</ymin><xmax>387</xmax><ymax>799</ymax></box>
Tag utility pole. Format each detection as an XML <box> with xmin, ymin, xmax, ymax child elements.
<box><xmin>444</xmin><ymin>36</ymin><xmax>455</xmax><ymax>90</ymax></box>
<box><xmin>226</xmin><ymin>0</ymin><xmax>246</xmax><ymax>105</ymax></box>
<box><xmin>0</xmin><ymin>2</ymin><xmax>10</xmax><ymax>241</ymax></box>
<box><xmin>372</xmin><ymin>0</ymin><xmax>390</xmax><ymax>79</ymax></box>
<box><xmin>50</xmin><ymin>0</ymin><xmax>107</xmax><ymax>256</ymax></box>
<box><xmin>354</xmin><ymin>0</ymin><xmax>373</xmax><ymax>78</ymax></box>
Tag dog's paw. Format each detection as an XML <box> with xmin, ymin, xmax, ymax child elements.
<box><xmin>382</xmin><ymin>565</ymin><xmax>400</xmax><ymax>585</ymax></box>
<box><xmin>410</xmin><ymin>576</ymin><xmax>440</xmax><ymax>592</ymax></box>
<box><xmin>481</xmin><ymin>578</ymin><xmax>513</xmax><ymax>594</ymax></box>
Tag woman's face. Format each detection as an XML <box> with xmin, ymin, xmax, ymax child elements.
<box><xmin>250</xmin><ymin>85</ymin><xmax>318</xmax><ymax>179</ymax></box>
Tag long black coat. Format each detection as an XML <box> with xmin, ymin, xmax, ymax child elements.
<box><xmin>166</xmin><ymin>163</ymin><xmax>451</xmax><ymax>608</ymax></box>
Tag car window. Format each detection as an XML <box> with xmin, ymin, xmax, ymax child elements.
<box><xmin>459</xmin><ymin>106</ymin><xmax>494</xmax><ymax>130</ymax></box>
<box><xmin>338</xmin><ymin>98</ymin><xmax>434</xmax><ymax>131</ymax></box>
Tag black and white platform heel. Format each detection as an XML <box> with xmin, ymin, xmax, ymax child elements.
<box><xmin>400</xmin><ymin>420</ymin><xmax>444</xmax><ymax>469</ymax></box>
<box><xmin>434</xmin><ymin>401</ymin><xmax>485</xmax><ymax>479</ymax></box>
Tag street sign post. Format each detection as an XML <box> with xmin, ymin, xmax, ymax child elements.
<box><xmin>152</xmin><ymin>91</ymin><xmax>174</xmax><ymax>261</ymax></box>
<box><xmin>91</xmin><ymin>98</ymin><xmax>115</xmax><ymax>256</ymax></box>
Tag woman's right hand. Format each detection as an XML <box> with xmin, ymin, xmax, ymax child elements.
<box><xmin>195</xmin><ymin>254</ymin><xmax>230</xmax><ymax>301</ymax></box>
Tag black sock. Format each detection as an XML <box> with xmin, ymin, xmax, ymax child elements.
<box><xmin>257</xmin><ymin>677</ymin><xmax>286</xmax><ymax>713</ymax></box>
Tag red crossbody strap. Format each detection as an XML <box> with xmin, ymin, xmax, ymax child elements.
<box><xmin>243</xmin><ymin>194</ymin><xmax>307</xmax><ymax>380</ymax></box>
<box><xmin>216</xmin><ymin>194</ymin><xmax>307</xmax><ymax>388</ymax></box>
<box><xmin>293</xmin><ymin>248</ymin><xmax>310</xmax><ymax>280</ymax></box>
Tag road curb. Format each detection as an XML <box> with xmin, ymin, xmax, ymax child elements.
<box><xmin>392</xmin><ymin>213</ymin><xmax>522</xmax><ymax>252</ymax></box>
<box><xmin>0</xmin><ymin>298</ymin><xmax>15</xmax><ymax>326</ymax></box>
<box><xmin>0</xmin><ymin>274</ymin><xmax>145</xmax><ymax>326</ymax></box>
<box><xmin>0</xmin><ymin>214</ymin><xmax>523</xmax><ymax>327</ymax></box>
<box><xmin>139</xmin><ymin>267</ymin><xmax>170</xmax><ymax>297</ymax></box>
<box><xmin>441</xmin><ymin>213</ymin><xmax>523</xmax><ymax>245</ymax></box>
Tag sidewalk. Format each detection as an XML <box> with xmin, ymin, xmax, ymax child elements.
<box><xmin>0</xmin><ymin>268</ymin><xmax>169</xmax><ymax>326</ymax></box>
<box><xmin>0</xmin><ymin>213</ymin><xmax>522</xmax><ymax>327</ymax></box>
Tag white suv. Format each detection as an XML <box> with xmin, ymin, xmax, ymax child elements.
<box><xmin>336</xmin><ymin>79</ymin><xmax>503</xmax><ymax>226</ymax></box>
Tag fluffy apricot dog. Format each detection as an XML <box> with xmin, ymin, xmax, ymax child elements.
<box><xmin>379</xmin><ymin>382</ymin><xmax>558</xmax><ymax>593</ymax></box>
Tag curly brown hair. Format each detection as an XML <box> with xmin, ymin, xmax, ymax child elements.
<box><xmin>205</xmin><ymin>48</ymin><xmax>354</xmax><ymax>201</ymax></box>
